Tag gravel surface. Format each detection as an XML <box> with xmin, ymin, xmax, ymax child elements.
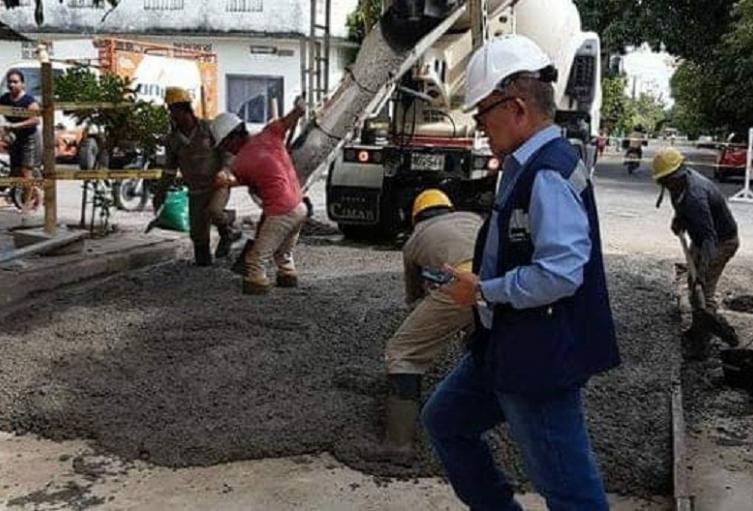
<box><xmin>0</xmin><ymin>237</ymin><xmax>682</xmax><ymax>497</ymax></box>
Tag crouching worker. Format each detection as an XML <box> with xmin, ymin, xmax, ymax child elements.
<box><xmin>361</xmin><ymin>189</ymin><xmax>482</xmax><ymax>464</ymax></box>
<box><xmin>211</xmin><ymin>98</ymin><xmax>307</xmax><ymax>295</ymax></box>
<box><xmin>155</xmin><ymin>87</ymin><xmax>241</xmax><ymax>266</ymax></box>
<box><xmin>653</xmin><ymin>147</ymin><xmax>739</xmax><ymax>355</ymax></box>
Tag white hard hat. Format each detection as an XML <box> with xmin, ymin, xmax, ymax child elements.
<box><xmin>210</xmin><ymin>112</ymin><xmax>244</xmax><ymax>147</ymax></box>
<box><xmin>463</xmin><ymin>35</ymin><xmax>554</xmax><ymax>112</ymax></box>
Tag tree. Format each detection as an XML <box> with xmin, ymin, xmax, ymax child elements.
<box><xmin>574</xmin><ymin>0</ymin><xmax>738</xmax><ymax>62</ymax></box>
<box><xmin>55</xmin><ymin>66</ymin><xmax>169</xmax><ymax>160</ymax></box>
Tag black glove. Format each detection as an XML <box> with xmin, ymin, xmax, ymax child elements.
<box><xmin>671</xmin><ymin>216</ymin><xmax>686</xmax><ymax>235</ymax></box>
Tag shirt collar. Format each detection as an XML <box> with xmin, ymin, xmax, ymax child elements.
<box><xmin>510</xmin><ymin>124</ymin><xmax>561</xmax><ymax>167</ymax></box>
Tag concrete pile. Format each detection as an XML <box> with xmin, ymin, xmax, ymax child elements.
<box><xmin>0</xmin><ymin>239</ymin><xmax>681</xmax><ymax>497</ymax></box>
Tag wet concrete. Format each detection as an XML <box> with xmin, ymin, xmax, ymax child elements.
<box><xmin>0</xmin><ymin>238</ymin><xmax>681</xmax><ymax>497</ymax></box>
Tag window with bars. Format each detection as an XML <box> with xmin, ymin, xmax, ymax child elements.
<box><xmin>144</xmin><ymin>0</ymin><xmax>185</xmax><ymax>10</ymax></box>
<box><xmin>67</xmin><ymin>0</ymin><xmax>104</xmax><ymax>8</ymax></box>
<box><xmin>226</xmin><ymin>0</ymin><xmax>263</xmax><ymax>13</ymax></box>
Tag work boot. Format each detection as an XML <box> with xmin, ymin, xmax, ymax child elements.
<box><xmin>361</xmin><ymin>396</ymin><xmax>419</xmax><ymax>465</ymax></box>
<box><xmin>276</xmin><ymin>273</ymin><xmax>299</xmax><ymax>288</ymax></box>
<box><xmin>216</xmin><ymin>228</ymin><xmax>243</xmax><ymax>258</ymax></box>
<box><xmin>193</xmin><ymin>243</ymin><xmax>212</xmax><ymax>267</ymax></box>
<box><xmin>242</xmin><ymin>278</ymin><xmax>272</xmax><ymax>295</ymax></box>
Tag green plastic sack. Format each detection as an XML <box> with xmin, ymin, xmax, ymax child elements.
<box><xmin>157</xmin><ymin>187</ymin><xmax>190</xmax><ymax>232</ymax></box>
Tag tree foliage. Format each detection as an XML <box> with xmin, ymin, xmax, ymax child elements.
<box><xmin>669</xmin><ymin>0</ymin><xmax>753</xmax><ymax>137</ymax></box>
<box><xmin>601</xmin><ymin>75</ymin><xmax>667</xmax><ymax>135</ymax></box>
<box><xmin>574</xmin><ymin>0</ymin><xmax>737</xmax><ymax>61</ymax></box>
<box><xmin>55</xmin><ymin>66</ymin><xmax>169</xmax><ymax>158</ymax></box>
<box><xmin>346</xmin><ymin>0</ymin><xmax>381</xmax><ymax>43</ymax></box>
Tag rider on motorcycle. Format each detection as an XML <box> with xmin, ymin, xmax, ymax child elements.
<box><xmin>624</xmin><ymin>125</ymin><xmax>645</xmax><ymax>173</ymax></box>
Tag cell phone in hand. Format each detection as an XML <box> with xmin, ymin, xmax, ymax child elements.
<box><xmin>421</xmin><ymin>267</ymin><xmax>454</xmax><ymax>285</ymax></box>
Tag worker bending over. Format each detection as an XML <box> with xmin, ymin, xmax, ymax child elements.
<box><xmin>156</xmin><ymin>87</ymin><xmax>240</xmax><ymax>266</ymax></box>
<box><xmin>211</xmin><ymin>98</ymin><xmax>307</xmax><ymax>295</ymax></box>
<box><xmin>363</xmin><ymin>189</ymin><xmax>481</xmax><ymax>464</ymax></box>
<box><xmin>653</xmin><ymin>147</ymin><xmax>739</xmax><ymax>356</ymax></box>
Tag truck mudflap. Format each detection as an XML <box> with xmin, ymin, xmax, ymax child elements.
<box><xmin>327</xmin><ymin>186</ymin><xmax>382</xmax><ymax>225</ymax></box>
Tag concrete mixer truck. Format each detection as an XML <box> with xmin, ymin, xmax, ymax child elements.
<box><xmin>301</xmin><ymin>0</ymin><xmax>602</xmax><ymax>238</ymax></box>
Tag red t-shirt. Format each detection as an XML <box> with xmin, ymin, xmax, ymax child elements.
<box><xmin>231</xmin><ymin>120</ymin><xmax>303</xmax><ymax>216</ymax></box>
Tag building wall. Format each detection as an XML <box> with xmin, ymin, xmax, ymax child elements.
<box><xmin>0</xmin><ymin>0</ymin><xmax>357</xmax><ymax>39</ymax></box>
<box><xmin>0</xmin><ymin>34</ymin><xmax>350</xmax><ymax>131</ymax></box>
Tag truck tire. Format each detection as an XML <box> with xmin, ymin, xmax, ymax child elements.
<box><xmin>78</xmin><ymin>137</ymin><xmax>98</xmax><ymax>170</ymax></box>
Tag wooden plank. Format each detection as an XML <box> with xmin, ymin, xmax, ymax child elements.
<box><xmin>0</xmin><ymin>230</ymin><xmax>87</xmax><ymax>264</ymax></box>
<box><xmin>672</xmin><ymin>376</ymin><xmax>694</xmax><ymax>510</ymax></box>
<box><xmin>41</xmin><ymin>61</ymin><xmax>57</xmax><ymax>236</ymax></box>
<box><xmin>55</xmin><ymin>101</ymin><xmax>132</xmax><ymax>111</ymax></box>
<box><xmin>0</xmin><ymin>105</ymin><xmax>40</xmax><ymax>118</ymax></box>
<box><xmin>0</xmin><ymin>169</ymin><xmax>162</xmax><ymax>186</ymax></box>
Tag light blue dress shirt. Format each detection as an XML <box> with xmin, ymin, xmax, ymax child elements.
<box><xmin>477</xmin><ymin>125</ymin><xmax>592</xmax><ymax>328</ymax></box>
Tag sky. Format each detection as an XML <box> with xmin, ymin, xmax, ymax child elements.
<box><xmin>621</xmin><ymin>43</ymin><xmax>677</xmax><ymax>107</ymax></box>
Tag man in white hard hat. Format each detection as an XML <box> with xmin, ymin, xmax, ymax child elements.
<box><xmin>211</xmin><ymin>98</ymin><xmax>307</xmax><ymax>294</ymax></box>
<box><xmin>421</xmin><ymin>35</ymin><xmax>620</xmax><ymax>510</ymax></box>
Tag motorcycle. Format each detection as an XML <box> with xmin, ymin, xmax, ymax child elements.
<box><xmin>623</xmin><ymin>147</ymin><xmax>642</xmax><ymax>175</ymax></box>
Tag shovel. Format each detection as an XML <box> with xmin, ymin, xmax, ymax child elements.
<box><xmin>678</xmin><ymin>234</ymin><xmax>739</xmax><ymax>347</ymax></box>
<box><xmin>144</xmin><ymin>203</ymin><xmax>165</xmax><ymax>234</ymax></box>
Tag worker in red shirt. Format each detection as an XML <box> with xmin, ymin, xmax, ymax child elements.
<box><xmin>211</xmin><ymin>99</ymin><xmax>307</xmax><ymax>295</ymax></box>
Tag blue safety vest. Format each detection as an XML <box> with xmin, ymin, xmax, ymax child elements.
<box><xmin>471</xmin><ymin>137</ymin><xmax>620</xmax><ymax>394</ymax></box>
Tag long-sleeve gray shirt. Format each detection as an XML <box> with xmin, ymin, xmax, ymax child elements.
<box><xmin>670</xmin><ymin>169</ymin><xmax>738</xmax><ymax>250</ymax></box>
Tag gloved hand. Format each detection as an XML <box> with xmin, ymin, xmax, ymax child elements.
<box><xmin>671</xmin><ymin>216</ymin><xmax>686</xmax><ymax>235</ymax></box>
<box><xmin>294</xmin><ymin>95</ymin><xmax>306</xmax><ymax>112</ymax></box>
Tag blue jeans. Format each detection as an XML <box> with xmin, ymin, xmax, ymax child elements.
<box><xmin>421</xmin><ymin>354</ymin><xmax>608</xmax><ymax>511</ymax></box>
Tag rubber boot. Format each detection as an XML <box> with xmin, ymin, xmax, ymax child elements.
<box><xmin>276</xmin><ymin>273</ymin><xmax>299</xmax><ymax>288</ymax></box>
<box><xmin>216</xmin><ymin>227</ymin><xmax>242</xmax><ymax>258</ymax></box>
<box><xmin>193</xmin><ymin>242</ymin><xmax>212</xmax><ymax>267</ymax></box>
<box><xmin>361</xmin><ymin>395</ymin><xmax>419</xmax><ymax>465</ymax></box>
<box><xmin>215</xmin><ymin>210</ymin><xmax>242</xmax><ymax>258</ymax></box>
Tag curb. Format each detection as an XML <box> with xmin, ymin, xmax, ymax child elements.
<box><xmin>0</xmin><ymin>237</ymin><xmax>188</xmax><ymax>308</ymax></box>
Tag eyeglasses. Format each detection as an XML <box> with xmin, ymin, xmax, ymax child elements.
<box><xmin>473</xmin><ymin>96</ymin><xmax>519</xmax><ymax>125</ymax></box>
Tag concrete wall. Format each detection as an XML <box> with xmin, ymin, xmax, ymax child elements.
<box><xmin>0</xmin><ymin>0</ymin><xmax>358</xmax><ymax>39</ymax></box>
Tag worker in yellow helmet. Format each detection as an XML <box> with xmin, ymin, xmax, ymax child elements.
<box><xmin>653</xmin><ymin>147</ymin><xmax>739</xmax><ymax>357</ymax></box>
<box><xmin>156</xmin><ymin>86</ymin><xmax>241</xmax><ymax>266</ymax></box>
<box><xmin>361</xmin><ymin>188</ymin><xmax>482</xmax><ymax>464</ymax></box>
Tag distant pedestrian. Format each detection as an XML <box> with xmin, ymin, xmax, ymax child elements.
<box><xmin>211</xmin><ymin>98</ymin><xmax>307</xmax><ymax>295</ymax></box>
<box><xmin>0</xmin><ymin>68</ymin><xmax>41</xmax><ymax>211</ymax></box>
<box><xmin>423</xmin><ymin>35</ymin><xmax>620</xmax><ymax>510</ymax></box>
<box><xmin>653</xmin><ymin>147</ymin><xmax>739</xmax><ymax>357</ymax></box>
<box><xmin>361</xmin><ymin>189</ymin><xmax>481</xmax><ymax>465</ymax></box>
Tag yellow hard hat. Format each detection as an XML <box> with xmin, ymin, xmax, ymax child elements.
<box><xmin>652</xmin><ymin>147</ymin><xmax>685</xmax><ymax>181</ymax></box>
<box><xmin>412</xmin><ymin>189</ymin><xmax>453</xmax><ymax>223</ymax></box>
<box><xmin>164</xmin><ymin>87</ymin><xmax>192</xmax><ymax>106</ymax></box>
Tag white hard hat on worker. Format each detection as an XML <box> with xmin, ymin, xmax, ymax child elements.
<box><xmin>463</xmin><ymin>34</ymin><xmax>555</xmax><ymax>112</ymax></box>
<box><xmin>210</xmin><ymin>112</ymin><xmax>245</xmax><ymax>148</ymax></box>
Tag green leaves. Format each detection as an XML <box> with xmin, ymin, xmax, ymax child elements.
<box><xmin>55</xmin><ymin>66</ymin><xmax>169</xmax><ymax>158</ymax></box>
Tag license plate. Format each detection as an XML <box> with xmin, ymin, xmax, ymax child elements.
<box><xmin>411</xmin><ymin>153</ymin><xmax>445</xmax><ymax>171</ymax></box>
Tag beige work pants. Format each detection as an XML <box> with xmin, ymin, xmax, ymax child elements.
<box><xmin>244</xmin><ymin>202</ymin><xmax>307</xmax><ymax>286</ymax></box>
<box><xmin>189</xmin><ymin>187</ymin><xmax>231</xmax><ymax>245</ymax></box>
<box><xmin>691</xmin><ymin>236</ymin><xmax>739</xmax><ymax>311</ymax></box>
<box><xmin>385</xmin><ymin>289</ymin><xmax>474</xmax><ymax>374</ymax></box>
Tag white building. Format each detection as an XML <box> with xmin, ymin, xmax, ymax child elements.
<box><xmin>0</xmin><ymin>0</ymin><xmax>358</xmax><ymax>129</ymax></box>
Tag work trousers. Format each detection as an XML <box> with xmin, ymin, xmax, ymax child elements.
<box><xmin>188</xmin><ymin>187</ymin><xmax>232</xmax><ymax>245</ymax></box>
<box><xmin>691</xmin><ymin>236</ymin><xmax>739</xmax><ymax>310</ymax></box>
<box><xmin>421</xmin><ymin>354</ymin><xmax>608</xmax><ymax>511</ymax></box>
<box><xmin>244</xmin><ymin>202</ymin><xmax>307</xmax><ymax>286</ymax></box>
<box><xmin>385</xmin><ymin>290</ymin><xmax>473</xmax><ymax>374</ymax></box>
